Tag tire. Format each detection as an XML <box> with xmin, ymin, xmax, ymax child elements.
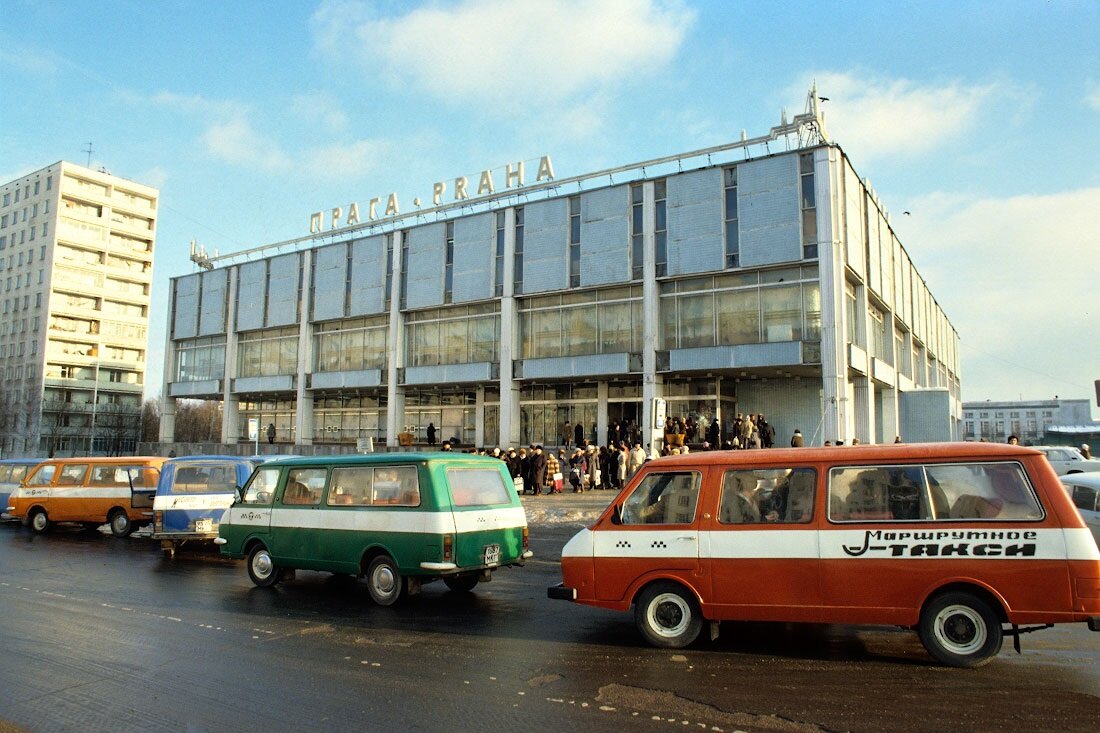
<box><xmin>247</xmin><ymin>545</ymin><xmax>280</xmax><ymax>588</ymax></box>
<box><xmin>918</xmin><ymin>591</ymin><xmax>1004</xmax><ymax>668</ymax></box>
<box><xmin>634</xmin><ymin>582</ymin><xmax>703</xmax><ymax>648</ymax></box>
<box><xmin>29</xmin><ymin>508</ymin><xmax>50</xmax><ymax>534</ymax></box>
<box><xmin>366</xmin><ymin>555</ymin><xmax>403</xmax><ymax>606</ymax></box>
<box><xmin>108</xmin><ymin>510</ymin><xmax>134</xmax><ymax>538</ymax></box>
<box><xmin>443</xmin><ymin>574</ymin><xmax>479</xmax><ymax>593</ymax></box>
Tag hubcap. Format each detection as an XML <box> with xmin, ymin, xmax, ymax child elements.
<box><xmin>934</xmin><ymin>604</ymin><xmax>986</xmax><ymax>654</ymax></box>
<box><xmin>373</xmin><ymin>566</ymin><xmax>396</xmax><ymax>595</ymax></box>
<box><xmin>649</xmin><ymin>593</ymin><xmax>690</xmax><ymax>637</ymax></box>
<box><xmin>252</xmin><ymin>551</ymin><xmax>273</xmax><ymax>579</ymax></box>
<box><xmin>33</xmin><ymin>513</ymin><xmax>47</xmax><ymax>531</ymax></box>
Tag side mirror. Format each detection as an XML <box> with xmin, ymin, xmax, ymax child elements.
<box><xmin>233</xmin><ymin>489</ymin><xmax>242</xmax><ymax>505</ymax></box>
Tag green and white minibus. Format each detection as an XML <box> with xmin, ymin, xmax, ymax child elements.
<box><xmin>216</xmin><ymin>453</ymin><xmax>531</xmax><ymax>604</ymax></box>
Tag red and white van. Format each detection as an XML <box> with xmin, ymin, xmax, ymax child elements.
<box><xmin>548</xmin><ymin>443</ymin><xmax>1100</xmax><ymax>667</ymax></box>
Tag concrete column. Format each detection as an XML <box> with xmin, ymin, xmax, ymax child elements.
<box><xmin>639</xmin><ymin>180</ymin><xmax>664</xmax><ymax>452</ymax></box>
<box><xmin>222</xmin><ymin>266</ymin><xmax>241</xmax><ymax>444</ymax></box>
<box><xmin>879</xmin><ymin>386</ymin><xmax>899</xmax><ymax>443</ymax></box>
<box><xmin>498</xmin><ymin>208</ymin><xmax>522</xmax><ymax>448</ymax></box>
<box><xmin>295</xmin><ymin>250</ymin><xmax>314</xmax><ymax>445</ymax></box>
<box><xmin>816</xmin><ymin>148</ymin><xmax>847</xmax><ymax>446</ymax></box>
<box><xmin>385</xmin><ymin>232</ymin><xmax>406</xmax><ymax>448</ymax></box>
<box><xmin>596</xmin><ymin>381</ymin><xmax>609</xmax><ymax>446</ymax></box>
<box><xmin>158</xmin><ymin>289</ymin><xmax>178</xmax><ymax>443</ymax></box>
<box><xmin>474</xmin><ymin>385</ymin><xmax>485</xmax><ymax>447</ymax></box>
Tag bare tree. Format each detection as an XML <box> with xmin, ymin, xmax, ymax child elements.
<box><xmin>174</xmin><ymin>400</ymin><xmax>222</xmax><ymax>443</ymax></box>
<box><xmin>92</xmin><ymin>401</ymin><xmax>142</xmax><ymax>456</ymax></box>
<box><xmin>141</xmin><ymin>398</ymin><xmax>161</xmax><ymax>443</ymax></box>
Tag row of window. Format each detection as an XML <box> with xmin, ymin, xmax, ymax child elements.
<box><xmin>1</xmin><ymin>174</ymin><xmax>52</xmax><ymax>207</ymax></box>
<box><xmin>0</xmin><ymin>222</ymin><xmax>48</xmax><ymax>250</ymax></box>
<box><xmin>0</xmin><ymin>198</ymin><xmax>50</xmax><ymax>228</ymax></box>
<box><xmin>622</xmin><ymin>462</ymin><xmax>1042</xmax><ymax>526</ymax></box>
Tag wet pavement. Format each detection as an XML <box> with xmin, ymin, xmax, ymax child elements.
<box><xmin>0</xmin><ymin>494</ymin><xmax>1097</xmax><ymax>732</ymax></box>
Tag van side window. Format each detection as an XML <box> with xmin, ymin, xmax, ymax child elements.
<box><xmin>1069</xmin><ymin>485</ymin><xmax>1099</xmax><ymax>512</ymax></box>
<box><xmin>446</xmin><ymin>468</ymin><xmax>504</xmax><ymax>507</ymax></box>
<box><xmin>282</xmin><ymin>468</ymin><xmax>327</xmax><ymax>506</ymax></box>
<box><xmin>27</xmin><ymin>465</ymin><xmax>55</xmax><ymax>486</ymax></box>
<box><xmin>829</xmin><ymin>466</ymin><xmax>928</xmax><ymax>521</ymax></box>
<box><xmin>59</xmin><ymin>464</ymin><xmax>89</xmax><ymax>484</ymax></box>
<box><xmin>719</xmin><ymin>468</ymin><xmax>816</xmax><ymax>524</ymax></box>
<box><xmin>926</xmin><ymin>463</ymin><xmax>1043</xmax><ymax>520</ymax></box>
<box><xmin>621</xmin><ymin>472</ymin><xmax>700</xmax><ymax>525</ymax></box>
<box><xmin>242</xmin><ymin>467</ymin><xmax>281</xmax><ymax>505</ymax></box>
<box><xmin>11</xmin><ymin>465</ymin><xmax>29</xmax><ymax>482</ymax></box>
<box><xmin>375</xmin><ymin>466</ymin><xmax>420</xmax><ymax>506</ymax></box>
<box><xmin>90</xmin><ymin>466</ymin><xmax>147</xmax><ymax>487</ymax></box>
<box><xmin>328</xmin><ymin>467</ymin><xmax>373</xmax><ymax>505</ymax></box>
<box><xmin>0</xmin><ymin>467</ymin><xmax>10</xmax><ymax>482</ymax></box>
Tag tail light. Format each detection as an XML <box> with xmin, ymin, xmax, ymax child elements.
<box><xmin>153</xmin><ymin>511</ymin><xmax>163</xmax><ymax>533</ymax></box>
<box><xmin>443</xmin><ymin>533</ymin><xmax>453</xmax><ymax>562</ymax></box>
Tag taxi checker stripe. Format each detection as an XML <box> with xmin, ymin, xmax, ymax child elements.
<box><xmin>254</xmin><ymin>506</ymin><xmax>527</xmax><ymax>534</ymax></box>
<box><xmin>579</xmin><ymin>527</ymin><xmax>1098</xmax><ymax>562</ymax></box>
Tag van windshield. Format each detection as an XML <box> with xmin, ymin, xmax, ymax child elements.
<box><xmin>447</xmin><ymin>468</ymin><xmax>512</xmax><ymax>507</ymax></box>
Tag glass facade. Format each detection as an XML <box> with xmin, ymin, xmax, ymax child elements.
<box><xmin>520</xmin><ymin>286</ymin><xmax>643</xmax><ymax>359</ymax></box>
<box><xmin>405</xmin><ymin>303</ymin><xmax>500</xmax><ymax>367</ymax></box>
<box><xmin>314</xmin><ymin>315</ymin><xmax>387</xmax><ymax>373</ymax></box>
<box><xmin>174</xmin><ymin>336</ymin><xmax>226</xmax><ymax>382</ymax></box>
<box><xmin>660</xmin><ymin>267</ymin><xmax>820</xmax><ymax>349</ymax></box>
<box><xmin>237</xmin><ymin>326</ymin><xmax>298</xmax><ymax>377</ymax></box>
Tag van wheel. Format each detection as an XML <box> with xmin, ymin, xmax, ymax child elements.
<box><xmin>366</xmin><ymin>555</ymin><xmax>403</xmax><ymax>606</ymax></box>
<box><xmin>918</xmin><ymin>591</ymin><xmax>1003</xmax><ymax>668</ymax></box>
<box><xmin>634</xmin><ymin>582</ymin><xmax>703</xmax><ymax>648</ymax></box>
<box><xmin>247</xmin><ymin>545</ymin><xmax>280</xmax><ymax>588</ymax></box>
<box><xmin>29</xmin><ymin>508</ymin><xmax>50</xmax><ymax>534</ymax></box>
<box><xmin>108</xmin><ymin>510</ymin><xmax>134</xmax><ymax>538</ymax></box>
<box><xmin>443</xmin><ymin>574</ymin><xmax>479</xmax><ymax>593</ymax></box>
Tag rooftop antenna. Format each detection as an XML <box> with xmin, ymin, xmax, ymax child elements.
<box><xmin>83</xmin><ymin>142</ymin><xmax>95</xmax><ymax>167</ymax></box>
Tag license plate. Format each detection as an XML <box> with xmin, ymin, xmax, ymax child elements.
<box><xmin>195</xmin><ymin>518</ymin><xmax>213</xmax><ymax>533</ymax></box>
<box><xmin>483</xmin><ymin>544</ymin><xmax>501</xmax><ymax>566</ymax></box>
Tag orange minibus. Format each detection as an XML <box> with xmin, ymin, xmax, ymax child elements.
<box><xmin>7</xmin><ymin>456</ymin><xmax>165</xmax><ymax>537</ymax></box>
<box><xmin>549</xmin><ymin>443</ymin><xmax>1100</xmax><ymax>667</ymax></box>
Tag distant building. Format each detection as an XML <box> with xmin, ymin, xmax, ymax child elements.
<box><xmin>160</xmin><ymin>96</ymin><xmax>959</xmax><ymax>451</ymax></box>
<box><xmin>0</xmin><ymin>162</ymin><xmax>158</xmax><ymax>456</ymax></box>
<box><xmin>962</xmin><ymin>398</ymin><xmax>1093</xmax><ymax>444</ymax></box>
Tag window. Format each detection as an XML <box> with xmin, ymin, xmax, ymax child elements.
<box><xmin>513</xmin><ymin>207</ymin><xmax>524</xmax><ymax>294</ymax></box>
<box><xmin>281</xmin><ymin>468</ymin><xmax>327</xmax><ymax>506</ymax></box>
<box><xmin>568</xmin><ymin>196</ymin><xmax>581</xmax><ymax>288</ymax></box>
<box><xmin>800</xmin><ymin>153</ymin><xmax>818</xmax><ymax>259</ymax></box>
<box><xmin>447</xmin><ymin>468</ymin><xmax>507</xmax><ymax>507</ymax></box>
<box><xmin>827</xmin><ymin>462</ymin><xmax>1042</xmax><ymax>522</ymax></box>
<box><xmin>59</xmin><ymin>464</ymin><xmax>89</xmax><ymax>484</ymax></box>
<box><xmin>27</xmin><ymin>464</ymin><xmax>57</xmax><ymax>486</ymax></box>
<box><xmin>654</xmin><ymin>180</ymin><xmax>667</xmax><ymax>277</ymax></box>
<box><xmin>383</xmin><ymin>233</ymin><xmax>394</xmax><ymax>310</ymax></box>
<box><xmin>494</xmin><ymin>211</ymin><xmax>505</xmax><ymax>297</ymax></box>
<box><xmin>621</xmin><ymin>472</ymin><xmax>700</xmax><ymax>524</ymax></box>
<box><xmin>399</xmin><ymin>231</ymin><xmax>409</xmax><ymax>309</ymax></box>
<box><xmin>443</xmin><ymin>221</ymin><xmax>455</xmax><ymax>304</ymax></box>
<box><xmin>242</xmin><ymin>467</ymin><xmax>281</xmax><ymax>505</ymax></box>
<box><xmin>719</xmin><ymin>468</ymin><xmax>815</xmax><ymax>523</ymax></box>
<box><xmin>724</xmin><ymin>167</ymin><xmax>739</xmax><ymax>268</ymax></box>
<box><xmin>630</xmin><ymin>184</ymin><xmax>644</xmax><ymax>280</ymax></box>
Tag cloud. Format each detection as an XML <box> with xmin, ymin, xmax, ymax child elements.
<box><xmin>302</xmin><ymin>139</ymin><xmax>390</xmax><ymax>179</ymax></box>
<box><xmin>310</xmin><ymin>0</ymin><xmax>694</xmax><ymax>105</ymax></box>
<box><xmin>787</xmin><ymin>72</ymin><xmax>1001</xmax><ymax>161</ymax></box>
<box><xmin>1086</xmin><ymin>81</ymin><xmax>1100</xmax><ymax>112</ymax></box>
<box><xmin>898</xmin><ymin>187</ymin><xmax>1100</xmax><ymax>400</ymax></box>
<box><xmin>290</xmin><ymin>92</ymin><xmax>349</xmax><ymax>132</ymax></box>
<box><xmin>0</xmin><ymin>42</ymin><xmax>61</xmax><ymax>76</ymax></box>
<box><xmin>199</xmin><ymin>118</ymin><xmax>291</xmax><ymax>171</ymax></box>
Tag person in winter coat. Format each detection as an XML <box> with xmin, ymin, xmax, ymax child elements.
<box><xmin>529</xmin><ymin>445</ymin><xmax>548</xmax><ymax>495</ymax></box>
<box><xmin>545</xmin><ymin>450</ymin><xmax>560</xmax><ymax>492</ymax></box>
<box><xmin>568</xmin><ymin>448</ymin><xmax>586</xmax><ymax>492</ymax></box>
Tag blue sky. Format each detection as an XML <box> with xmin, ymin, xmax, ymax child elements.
<box><xmin>2</xmin><ymin>0</ymin><xmax>1098</xmax><ymax>416</ymax></box>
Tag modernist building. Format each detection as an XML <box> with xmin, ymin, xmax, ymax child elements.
<box><xmin>160</xmin><ymin>99</ymin><xmax>959</xmax><ymax>451</ymax></box>
<box><xmin>0</xmin><ymin>162</ymin><xmax>158</xmax><ymax>456</ymax></box>
<box><xmin>962</xmin><ymin>398</ymin><xmax>1094</xmax><ymax>444</ymax></box>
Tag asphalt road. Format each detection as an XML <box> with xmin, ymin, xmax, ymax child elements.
<box><xmin>0</xmin><ymin>494</ymin><xmax>1097</xmax><ymax>733</ymax></box>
